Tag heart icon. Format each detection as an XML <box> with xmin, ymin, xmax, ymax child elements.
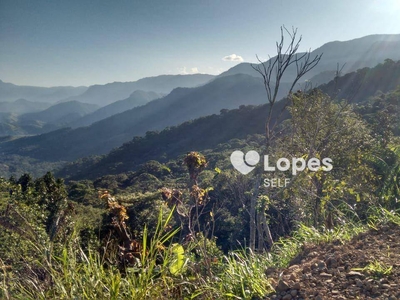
<box><xmin>230</xmin><ymin>150</ymin><xmax>260</xmax><ymax>175</ymax></box>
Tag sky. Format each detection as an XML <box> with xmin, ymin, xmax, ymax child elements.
<box><xmin>1</xmin><ymin>0</ymin><xmax>400</xmax><ymax>87</ymax></box>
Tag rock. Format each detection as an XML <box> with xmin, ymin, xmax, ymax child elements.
<box><xmin>290</xmin><ymin>289</ymin><xmax>298</xmax><ymax>297</ymax></box>
<box><xmin>291</xmin><ymin>273</ymin><xmax>300</xmax><ymax>281</ymax></box>
<box><xmin>292</xmin><ymin>282</ymin><xmax>301</xmax><ymax>290</ymax></box>
<box><xmin>371</xmin><ymin>285</ymin><xmax>379</xmax><ymax>293</ymax></box>
<box><xmin>379</xmin><ymin>278</ymin><xmax>389</xmax><ymax>284</ymax></box>
<box><xmin>325</xmin><ymin>257</ymin><xmax>338</xmax><ymax>268</ymax></box>
<box><xmin>317</xmin><ymin>260</ymin><xmax>327</xmax><ymax>270</ymax></box>
<box><xmin>288</xmin><ymin>264</ymin><xmax>300</xmax><ymax>271</ymax></box>
<box><xmin>276</xmin><ymin>280</ymin><xmax>290</xmax><ymax>293</ymax></box>
<box><xmin>381</xmin><ymin>283</ymin><xmax>391</xmax><ymax>289</ymax></box>
<box><xmin>302</xmin><ymin>273</ymin><xmax>311</xmax><ymax>280</ymax></box>
<box><xmin>282</xmin><ymin>294</ymin><xmax>292</xmax><ymax>300</ymax></box>
<box><xmin>320</xmin><ymin>272</ymin><xmax>332</xmax><ymax>278</ymax></box>
<box><xmin>346</xmin><ymin>271</ymin><xmax>365</xmax><ymax>278</ymax></box>
<box><xmin>330</xmin><ymin>269</ymin><xmax>339</xmax><ymax>276</ymax></box>
<box><xmin>302</xmin><ymin>265</ymin><xmax>311</xmax><ymax>273</ymax></box>
<box><xmin>282</xmin><ymin>275</ymin><xmax>291</xmax><ymax>281</ymax></box>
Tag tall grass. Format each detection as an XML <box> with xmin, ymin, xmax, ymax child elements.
<box><xmin>1</xmin><ymin>206</ymin><xmax>399</xmax><ymax>299</ymax></box>
<box><xmin>1</xmin><ymin>209</ymin><xmax>185</xmax><ymax>300</ymax></box>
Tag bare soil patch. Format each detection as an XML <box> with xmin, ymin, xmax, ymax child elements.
<box><xmin>265</xmin><ymin>224</ymin><xmax>400</xmax><ymax>300</ymax></box>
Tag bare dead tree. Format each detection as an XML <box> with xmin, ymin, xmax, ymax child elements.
<box><xmin>252</xmin><ymin>26</ymin><xmax>322</xmax><ymax>143</ymax></box>
<box><xmin>248</xmin><ymin>26</ymin><xmax>322</xmax><ymax>251</ymax></box>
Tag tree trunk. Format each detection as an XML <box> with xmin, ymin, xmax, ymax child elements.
<box><xmin>261</xmin><ymin>210</ymin><xmax>274</xmax><ymax>248</ymax></box>
<box><xmin>257</xmin><ymin>211</ymin><xmax>263</xmax><ymax>250</ymax></box>
<box><xmin>249</xmin><ymin>175</ymin><xmax>261</xmax><ymax>251</ymax></box>
<box><xmin>313</xmin><ymin>178</ymin><xmax>323</xmax><ymax>227</ymax></box>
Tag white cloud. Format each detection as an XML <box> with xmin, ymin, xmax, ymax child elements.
<box><xmin>222</xmin><ymin>54</ymin><xmax>244</xmax><ymax>62</ymax></box>
<box><xmin>177</xmin><ymin>67</ymin><xmax>200</xmax><ymax>75</ymax></box>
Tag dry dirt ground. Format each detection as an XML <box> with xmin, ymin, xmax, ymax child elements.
<box><xmin>265</xmin><ymin>223</ymin><xmax>400</xmax><ymax>300</ymax></box>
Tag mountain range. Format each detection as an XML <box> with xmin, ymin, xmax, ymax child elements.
<box><xmin>0</xmin><ymin>101</ymin><xmax>99</xmax><ymax>136</ymax></box>
<box><xmin>59</xmin><ymin>74</ymin><xmax>215</xmax><ymax>106</ymax></box>
<box><xmin>0</xmin><ymin>75</ymin><xmax>214</xmax><ymax>135</ymax></box>
<box><xmin>19</xmin><ymin>101</ymin><xmax>100</xmax><ymax>124</ymax></box>
<box><xmin>3</xmin><ymin>35</ymin><xmax>399</xmax><ymax>107</ymax></box>
<box><xmin>1</xmin><ymin>34</ymin><xmax>400</xmax><ymax>179</ymax></box>
<box><xmin>0</xmin><ymin>74</ymin><xmax>214</xmax><ymax>106</ymax></box>
<box><xmin>0</xmin><ymin>99</ymin><xmax>51</xmax><ymax>115</ymax></box>
<box><xmin>56</xmin><ymin>59</ymin><xmax>400</xmax><ymax>180</ymax></box>
<box><xmin>0</xmin><ymin>80</ymin><xmax>88</xmax><ymax>103</ymax></box>
<box><xmin>2</xmin><ymin>58</ymin><xmax>400</xmax><ymax>170</ymax></box>
<box><xmin>70</xmin><ymin>90</ymin><xmax>162</xmax><ymax>128</ymax></box>
<box><xmin>219</xmin><ymin>34</ymin><xmax>400</xmax><ymax>83</ymax></box>
<box><xmin>0</xmin><ymin>74</ymin><xmax>270</xmax><ymax>161</ymax></box>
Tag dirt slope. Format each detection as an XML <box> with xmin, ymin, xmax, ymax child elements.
<box><xmin>265</xmin><ymin>224</ymin><xmax>400</xmax><ymax>300</ymax></box>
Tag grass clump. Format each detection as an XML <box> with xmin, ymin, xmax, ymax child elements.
<box><xmin>353</xmin><ymin>260</ymin><xmax>393</xmax><ymax>278</ymax></box>
<box><xmin>1</xmin><ymin>193</ymin><xmax>400</xmax><ymax>300</ymax></box>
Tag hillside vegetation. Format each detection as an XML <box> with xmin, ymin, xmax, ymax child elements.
<box><xmin>0</xmin><ymin>74</ymin><xmax>270</xmax><ymax>161</ymax></box>
<box><xmin>55</xmin><ymin>60</ymin><xmax>400</xmax><ymax>181</ymax></box>
<box><xmin>1</xmin><ymin>32</ymin><xmax>400</xmax><ymax>298</ymax></box>
<box><xmin>1</xmin><ymin>73</ymin><xmax>399</xmax><ymax>298</ymax></box>
<box><xmin>1</xmin><ymin>60</ymin><xmax>400</xmax><ymax>171</ymax></box>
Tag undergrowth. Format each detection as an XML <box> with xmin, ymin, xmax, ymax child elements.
<box><xmin>1</xmin><ymin>206</ymin><xmax>399</xmax><ymax>299</ymax></box>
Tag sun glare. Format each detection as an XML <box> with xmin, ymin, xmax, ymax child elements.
<box><xmin>370</xmin><ymin>0</ymin><xmax>400</xmax><ymax>12</ymax></box>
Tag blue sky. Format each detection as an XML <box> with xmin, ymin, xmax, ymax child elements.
<box><xmin>1</xmin><ymin>0</ymin><xmax>400</xmax><ymax>87</ymax></box>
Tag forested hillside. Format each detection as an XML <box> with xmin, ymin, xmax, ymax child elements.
<box><xmin>0</xmin><ymin>74</ymin><xmax>270</xmax><ymax>161</ymax></box>
<box><xmin>1</xmin><ymin>82</ymin><xmax>399</xmax><ymax>299</ymax></box>
<box><xmin>70</xmin><ymin>90</ymin><xmax>162</xmax><ymax>128</ymax></box>
<box><xmin>55</xmin><ymin>60</ymin><xmax>400</xmax><ymax>181</ymax></box>
<box><xmin>2</xmin><ymin>60</ymin><xmax>400</xmax><ymax>170</ymax></box>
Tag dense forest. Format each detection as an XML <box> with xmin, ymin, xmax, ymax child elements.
<box><xmin>1</xmin><ymin>55</ymin><xmax>399</xmax><ymax>297</ymax></box>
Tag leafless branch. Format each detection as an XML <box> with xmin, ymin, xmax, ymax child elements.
<box><xmin>251</xmin><ymin>25</ymin><xmax>322</xmax><ymax>144</ymax></box>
